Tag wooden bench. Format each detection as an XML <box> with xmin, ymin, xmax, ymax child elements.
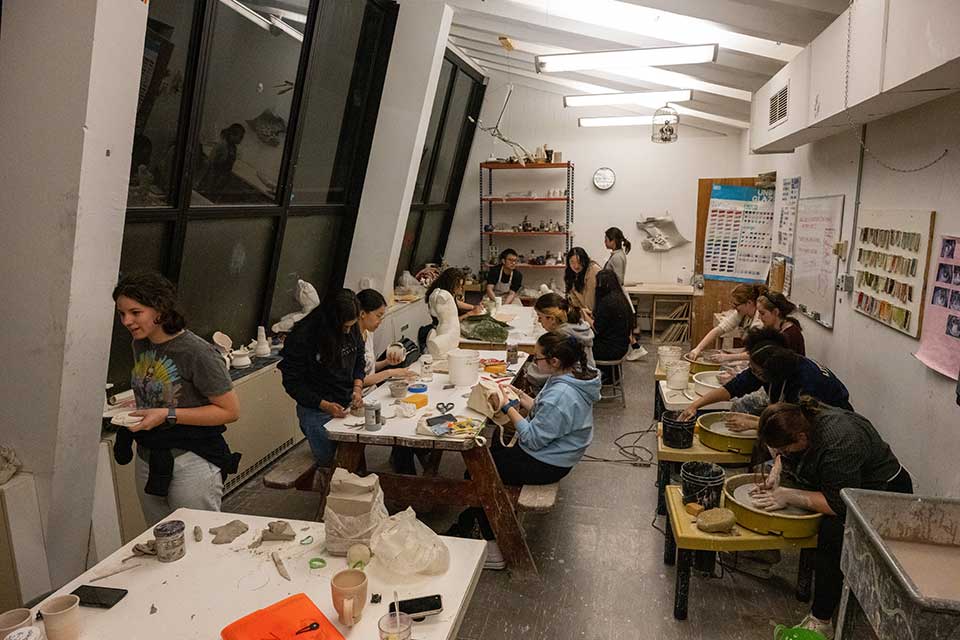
<box><xmin>264</xmin><ymin>442</ymin><xmax>560</xmax><ymax>513</ymax></box>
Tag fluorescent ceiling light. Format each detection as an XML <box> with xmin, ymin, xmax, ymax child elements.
<box><xmin>564</xmin><ymin>90</ymin><xmax>691</xmax><ymax>108</ymax></box>
<box><xmin>269</xmin><ymin>15</ymin><xmax>304</xmax><ymax>42</ymax></box>
<box><xmin>537</xmin><ymin>44</ymin><xmax>717</xmax><ymax>73</ymax></box>
<box><xmin>579</xmin><ymin>116</ymin><xmax>655</xmax><ymax>127</ymax></box>
<box><xmin>219</xmin><ymin>0</ymin><xmax>270</xmax><ymax>30</ymax></box>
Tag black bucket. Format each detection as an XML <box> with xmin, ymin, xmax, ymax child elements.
<box><xmin>680</xmin><ymin>461</ymin><xmax>725</xmax><ymax>509</ymax></box>
<box><xmin>662</xmin><ymin>410</ymin><xmax>695</xmax><ymax>449</ymax></box>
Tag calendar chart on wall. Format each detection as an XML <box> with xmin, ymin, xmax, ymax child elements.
<box><xmin>703</xmin><ymin>184</ymin><xmax>774</xmax><ymax>284</ymax></box>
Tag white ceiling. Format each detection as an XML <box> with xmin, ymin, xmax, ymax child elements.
<box><xmin>446</xmin><ymin>0</ymin><xmax>847</xmax><ymax>135</ymax></box>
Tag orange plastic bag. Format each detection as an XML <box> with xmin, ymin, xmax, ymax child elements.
<box><xmin>220</xmin><ymin>593</ymin><xmax>343</xmax><ymax>640</ymax></box>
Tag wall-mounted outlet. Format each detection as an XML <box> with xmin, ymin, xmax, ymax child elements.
<box><xmin>836</xmin><ymin>274</ymin><xmax>854</xmax><ymax>292</ymax></box>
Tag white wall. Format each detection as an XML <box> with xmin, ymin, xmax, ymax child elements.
<box><xmin>741</xmin><ymin>92</ymin><xmax>960</xmax><ymax>498</ymax></box>
<box><xmin>445</xmin><ymin>71</ymin><xmax>745</xmax><ymax>288</ymax></box>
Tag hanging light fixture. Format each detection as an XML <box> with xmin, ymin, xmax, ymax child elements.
<box><xmin>563</xmin><ymin>90</ymin><xmax>691</xmax><ymax>108</ymax></box>
<box><xmin>651</xmin><ymin>105</ymin><xmax>680</xmax><ymax>143</ymax></box>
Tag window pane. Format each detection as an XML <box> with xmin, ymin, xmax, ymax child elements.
<box><xmin>412</xmin><ymin>60</ymin><xmax>453</xmax><ymax>205</ymax></box>
<box><xmin>412</xmin><ymin>211</ymin><xmax>447</xmax><ymax>269</ymax></box>
<box><xmin>128</xmin><ymin>1</ymin><xmax>197</xmax><ymax>207</ymax></box>
<box><xmin>396</xmin><ymin>209</ymin><xmax>423</xmax><ymax>281</ymax></box>
<box><xmin>428</xmin><ymin>71</ymin><xmax>473</xmax><ymax>204</ymax></box>
<box><xmin>190</xmin><ymin>2</ymin><xmax>304</xmax><ymax>205</ymax></box>
<box><xmin>106</xmin><ymin>222</ymin><xmax>174</xmax><ymax>392</ymax></box>
<box><xmin>178</xmin><ymin>218</ymin><xmax>276</xmax><ymax>342</ymax></box>
<box><xmin>292</xmin><ymin>1</ymin><xmax>375</xmax><ymax>205</ymax></box>
<box><xmin>270</xmin><ymin>215</ymin><xmax>343</xmax><ymax>324</ymax></box>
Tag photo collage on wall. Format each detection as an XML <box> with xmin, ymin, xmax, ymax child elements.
<box><xmin>933</xmin><ymin>238</ymin><xmax>960</xmax><ymax>338</ymax></box>
<box><xmin>916</xmin><ymin>235</ymin><xmax>960</xmax><ymax>380</ymax></box>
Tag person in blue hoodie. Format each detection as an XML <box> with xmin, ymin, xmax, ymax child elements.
<box><xmin>450</xmin><ymin>331</ymin><xmax>601</xmax><ymax>569</ymax></box>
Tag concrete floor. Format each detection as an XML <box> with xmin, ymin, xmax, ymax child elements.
<box><xmin>223</xmin><ymin>347</ymin><xmax>811</xmax><ymax>639</ymax></box>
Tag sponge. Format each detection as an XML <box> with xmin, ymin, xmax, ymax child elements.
<box><xmin>400</xmin><ymin>393</ymin><xmax>428</xmax><ymax>409</ymax></box>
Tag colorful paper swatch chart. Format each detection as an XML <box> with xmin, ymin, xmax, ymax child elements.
<box><xmin>703</xmin><ymin>184</ymin><xmax>774</xmax><ymax>283</ymax></box>
<box><xmin>851</xmin><ymin>209</ymin><xmax>935</xmax><ymax>338</ymax></box>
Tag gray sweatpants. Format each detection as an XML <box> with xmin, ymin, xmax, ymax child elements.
<box><xmin>135</xmin><ymin>451</ymin><xmax>224</xmax><ymax>527</ymax></box>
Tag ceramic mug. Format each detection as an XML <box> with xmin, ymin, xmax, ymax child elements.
<box><xmin>39</xmin><ymin>594</ymin><xmax>80</xmax><ymax>640</ymax></box>
<box><xmin>331</xmin><ymin>569</ymin><xmax>367</xmax><ymax>626</ymax></box>
<box><xmin>0</xmin><ymin>608</ymin><xmax>32</xmax><ymax>636</ymax></box>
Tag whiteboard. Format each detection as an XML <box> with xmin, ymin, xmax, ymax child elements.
<box><xmin>790</xmin><ymin>195</ymin><xmax>844</xmax><ymax>328</ymax></box>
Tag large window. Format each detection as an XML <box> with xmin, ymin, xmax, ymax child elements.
<box><xmin>396</xmin><ymin>50</ymin><xmax>485</xmax><ymax>280</ymax></box>
<box><xmin>108</xmin><ymin>0</ymin><xmax>397</xmax><ymax>391</ymax></box>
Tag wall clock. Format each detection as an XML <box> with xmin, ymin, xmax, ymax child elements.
<box><xmin>593</xmin><ymin>167</ymin><xmax>615</xmax><ymax>190</ymax></box>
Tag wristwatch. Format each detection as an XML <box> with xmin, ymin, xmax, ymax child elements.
<box><xmin>500</xmin><ymin>399</ymin><xmax>519</xmax><ymax>415</ymax></box>
<box><xmin>166</xmin><ymin>406</ymin><xmax>177</xmax><ymax>426</ymax></box>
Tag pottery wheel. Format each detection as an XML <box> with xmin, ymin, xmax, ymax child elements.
<box><xmin>703</xmin><ymin>420</ymin><xmax>757</xmax><ymax>439</ymax></box>
<box><xmin>731</xmin><ymin>482</ymin><xmax>814</xmax><ymax>516</ymax></box>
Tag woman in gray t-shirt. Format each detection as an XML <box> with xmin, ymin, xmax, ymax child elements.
<box><xmin>112</xmin><ymin>272</ymin><xmax>240</xmax><ymax>525</ymax></box>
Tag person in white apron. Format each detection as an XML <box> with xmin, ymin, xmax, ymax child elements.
<box><xmin>485</xmin><ymin>248</ymin><xmax>523</xmax><ymax>305</ymax></box>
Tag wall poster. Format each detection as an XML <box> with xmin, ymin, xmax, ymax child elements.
<box><xmin>915</xmin><ymin>235</ymin><xmax>960</xmax><ymax>380</ymax></box>
<box><xmin>703</xmin><ymin>184</ymin><xmax>774</xmax><ymax>283</ymax></box>
<box><xmin>770</xmin><ymin>176</ymin><xmax>801</xmax><ymax>296</ymax></box>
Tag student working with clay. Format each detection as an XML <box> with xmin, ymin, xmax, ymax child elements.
<box><xmin>448</xmin><ymin>332</ymin><xmax>601</xmax><ymax>570</ymax></box>
<box><xmin>525</xmin><ymin>293</ymin><xmax>595</xmax><ymax>392</ymax></box>
<box><xmin>750</xmin><ymin>397</ymin><xmax>912</xmax><ymax>638</ymax></box>
<box><xmin>679</xmin><ymin>327</ymin><xmax>852</xmax><ymax>430</ymax></box>
<box><xmin>112</xmin><ymin>272</ymin><xmax>241</xmax><ymax>526</ymax></box>
<box><xmin>279</xmin><ymin>289</ymin><xmax>365</xmax><ymax>465</ymax></box>
<box><xmin>687</xmin><ymin>283</ymin><xmax>766</xmax><ymax>362</ymax></box>
<box><xmin>485</xmin><ymin>248</ymin><xmax>523</xmax><ymax>305</ymax></box>
<box><xmin>356</xmin><ymin>289</ymin><xmax>413</xmax><ymax>387</ymax></box>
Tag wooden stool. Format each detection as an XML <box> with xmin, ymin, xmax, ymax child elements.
<box><xmin>595</xmin><ymin>358</ymin><xmax>626</xmax><ymax>407</ymax></box>
<box><xmin>663</xmin><ymin>486</ymin><xmax>818</xmax><ymax>620</ymax></box>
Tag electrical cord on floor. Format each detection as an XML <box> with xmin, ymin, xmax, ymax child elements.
<box><xmin>581</xmin><ymin>420</ymin><xmax>657</xmax><ymax>467</ymax></box>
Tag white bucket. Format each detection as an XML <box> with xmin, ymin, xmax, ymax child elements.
<box><xmin>448</xmin><ymin>348</ymin><xmax>480</xmax><ymax>387</ymax></box>
<box><xmin>658</xmin><ymin>345</ymin><xmax>684</xmax><ymax>366</ymax></box>
<box><xmin>665</xmin><ymin>360</ymin><xmax>691</xmax><ymax>390</ymax></box>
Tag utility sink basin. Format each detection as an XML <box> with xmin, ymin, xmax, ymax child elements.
<box><xmin>839</xmin><ymin>488</ymin><xmax>960</xmax><ymax>639</ymax></box>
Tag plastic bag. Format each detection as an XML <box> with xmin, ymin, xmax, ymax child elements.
<box><xmin>395</xmin><ymin>271</ymin><xmax>426</xmax><ymax>297</ymax></box>
<box><xmin>323</xmin><ymin>483</ymin><xmax>388</xmax><ymax>556</ymax></box>
<box><xmin>460</xmin><ymin>314</ymin><xmax>510</xmax><ymax>342</ymax></box>
<box><xmin>370</xmin><ymin>507</ymin><xmax>449</xmax><ymax>576</ymax></box>
<box><xmin>271</xmin><ymin>279</ymin><xmax>320</xmax><ymax>333</ymax></box>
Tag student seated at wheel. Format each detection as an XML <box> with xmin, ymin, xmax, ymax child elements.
<box><xmin>688</xmin><ymin>283</ymin><xmax>766</xmax><ymax>362</ymax></box>
<box><xmin>679</xmin><ymin>327</ymin><xmax>851</xmax><ymax>429</ymax></box>
<box><xmin>356</xmin><ymin>288</ymin><xmax>412</xmax><ymax>387</ymax></box>
<box><xmin>757</xmin><ymin>291</ymin><xmax>804</xmax><ymax>355</ymax></box>
<box><xmin>526</xmin><ymin>293</ymin><xmax>595</xmax><ymax>391</ymax></box>
<box><xmin>279</xmin><ymin>289</ymin><xmax>365</xmax><ymax>465</ymax></box>
<box><xmin>450</xmin><ymin>332</ymin><xmax>601</xmax><ymax>570</ymax></box>
<box><xmin>750</xmin><ymin>397</ymin><xmax>912</xmax><ymax>639</ymax></box>
<box><xmin>588</xmin><ymin>270</ymin><xmax>635</xmax><ymax>382</ymax></box>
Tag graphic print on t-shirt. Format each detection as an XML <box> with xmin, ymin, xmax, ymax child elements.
<box><xmin>132</xmin><ymin>350</ymin><xmax>182</xmax><ymax>408</ymax></box>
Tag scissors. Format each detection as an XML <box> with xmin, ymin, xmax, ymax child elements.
<box><xmin>436</xmin><ymin>402</ymin><xmax>455</xmax><ymax>414</ymax></box>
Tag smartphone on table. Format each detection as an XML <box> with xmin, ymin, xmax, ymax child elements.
<box><xmin>388</xmin><ymin>594</ymin><xmax>443</xmax><ymax>621</ymax></box>
<box><xmin>71</xmin><ymin>585</ymin><xmax>128</xmax><ymax>609</ymax></box>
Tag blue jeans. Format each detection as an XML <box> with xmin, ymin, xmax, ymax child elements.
<box><xmin>296</xmin><ymin>405</ymin><xmax>337</xmax><ymax>465</ymax></box>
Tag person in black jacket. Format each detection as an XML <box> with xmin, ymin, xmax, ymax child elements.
<box><xmin>279</xmin><ymin>289</ymin><xmax>366</xmax><ymax>465</ymax></box>
<box><xmin>590</xmin><ymin>270</ymin><xmax>634</xmax><ymax>382</ymax></box>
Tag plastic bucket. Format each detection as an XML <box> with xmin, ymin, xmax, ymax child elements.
<box><xmin>658</xmin><ymin>345</ymin><xmax>683</xmax><ymax>366</ymax></box>
<box><xmin>661</xmin><ymin>410</ymin><xmax>695</xmax><ymax>449</ymax></box>
<box><xmin>680</xmin><ymin>461</ymin><xmax>725</xmax><ymax>509</ymax></box>
<box><xmin>665</xmin><ymin>360</ymin><xmax>691</xmax><ymax>389</ymax></box>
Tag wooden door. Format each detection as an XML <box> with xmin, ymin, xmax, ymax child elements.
<box><xmin>690</xmin><ymin>177</ymin><xmax>763</xmax><ymax>347</ymax></box>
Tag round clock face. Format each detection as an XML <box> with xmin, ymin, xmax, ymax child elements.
<box><xmin>593</xmin><ymin>167</ymin><xmax>615</xmax><ymax>190</ymax></box>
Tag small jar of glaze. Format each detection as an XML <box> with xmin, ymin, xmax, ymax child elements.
<box><xmin>154</xmin><ymin>519</ymin><xmax>186</xmax><ymax>563</ymax></box>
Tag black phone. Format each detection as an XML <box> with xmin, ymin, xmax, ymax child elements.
<box><xmin>425</xmin><ymin>414</ymin><xmax>455</xmax><ymax>427</ymax></box>
<box><xmin>71</xmin><ymin>585</ymin><xmax>128</xmax><ymax>609</ymax></box>
<box><xmin>388</xmin><ymin>594</ymin><xmax>443</xmax><ymax>620</ymax></box>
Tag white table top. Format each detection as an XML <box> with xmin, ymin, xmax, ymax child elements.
<box><xmin>31</xmin><ymin>508</ymin><xmax>485</xmax><ymax>640</ymax></box>
<box><xmin>658</xmin><ymin>380</ymin><xmax>732</xmax><ymax>412</ymax></box>
<box><xmin>327</xmin><ymin>351</ymin><xmax>529</xmax><ymax>443</ymax></box>
<box><xmin>460</xmin><ymin>304</ymin><xmax>543</xmax><ymax>347</ymax></box>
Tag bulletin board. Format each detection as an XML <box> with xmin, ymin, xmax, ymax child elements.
<box><xmin>851</xmin><ymin>209</ymin><xmax>935</xmax><ymax>338</ymax></box>
<box><xmin>790</xmin><ymin>195</ymin><xmax>844</xmax><ymax>328</ymax></box>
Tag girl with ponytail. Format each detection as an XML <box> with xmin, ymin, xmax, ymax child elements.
<box><xmin>757</xmin><ymin>291</ymin><xmax>805</xmax><ymax>355</ymax></box>
<box><xmin>750</xmin><ymin>396</ymin><xmax>911</xmax><ymax>636</ymax></box>
<box><xmin>449</xmin><ymin>331</ymin><xmax>601</xmax><ymax>569</ymax></box>
<box><xmin>689</xmin><ymin>283</ymin><xmax>767</xmax><ymax>361</ymax></box>
<box><xmin>602</xmin><ymin>227</ymin><xmax>631</xmax><ymax>285</ymax></box>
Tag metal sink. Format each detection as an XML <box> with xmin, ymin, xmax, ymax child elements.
<box><xmin>839</xmin><ymin>488</ymin><xmax>960</xmax><ymax>639</ymax></box>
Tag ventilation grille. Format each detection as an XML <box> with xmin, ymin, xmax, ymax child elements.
<box><xmin>224</xmin><ymin>436</ymin><xmax>297</xmax><ymax>493</ymax></box>
<box><xmin>768</xmin><ymin>84</ymin><xmax>789</xmax><ymax>129</ymax></box>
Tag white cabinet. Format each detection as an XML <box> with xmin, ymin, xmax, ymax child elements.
<box><xmin>808</xmin><ymin>14</ymin><xmax>848</xmax><ymax>124</ymax></box>
<box><xmin>372</xmin><ymin>299</ymin><xmax>431</xmax><ymax>357</ymax></box>
<box><xmin>883</xmin><ymin>0</ymin><xmax>960</xmax><ymax>92</ymax></box>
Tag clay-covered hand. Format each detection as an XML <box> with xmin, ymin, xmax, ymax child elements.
<box><xmin>726</xmin><ymin>414</ymin><xmax>759</xmax><ymax>432</ymax></box>
<box><xmin>686</xmin><ymin>349</ymin><xmax>701</xmax><ymax>362</ymax></box>
<box><xmin>467</xmin><ymin>305</ymin><xmax>486</xmax><ymax>316</ymax></box>
<box><xmin>321</xmin><ymin>400</ymin><xmax>349</xmax><ymax>418</ymax></box>
<box><xmin>385</xmin><ymin>351</ymin><xmax>404</xmax><ymax>365</ymax></box>
<box><xmin>388</xmin><ymin>368</ymin><xmax>413</xmax><ymax>380</ymax></box>
<box><xmin>351</xmin><ymin>388</ymin><xmax>363</xmax><ymax>409</ymax></box>
<box><xmin>750</xmin><ymin>455</ymin><xmax>782</xmax><ymax>493</ymax></box>
<box><xmin>749</xmin><ymin>486</ymin><xmax>790</xmax><ymax>512</ymax></box>
<box><xmin>128</xmin><ymin>408</ymin><xmax>167</xmax><ymax>432</ymax></box>
<box><xmin>677</xmin><ymin>406</ymin><xmax>697</xmax><ymax>422</ymax></box>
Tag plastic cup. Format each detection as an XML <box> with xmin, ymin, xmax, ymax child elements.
<box><xmin>0</xmin><ymin>608</ymin><xmax>32</xmax><ymax>636</ymax></box>
<box><xmin>378</xmin><ymin>612</ymin><xmax>413</xmax><ymax>640</ymax></box>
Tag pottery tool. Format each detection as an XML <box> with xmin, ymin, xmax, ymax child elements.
<box><xmin>295</xmin><ymin>622</ymin><xmax>320</xmax><ymax>635</ymax></box>
<box><xmin>271</xmin><ymin>552</ymin><xmax>291</xmax><ymax>581</ymax></box>
<box><xmin>89</xmin><ymin>562</ymin><xmax>142</xmax><ymax>582</ymax></box>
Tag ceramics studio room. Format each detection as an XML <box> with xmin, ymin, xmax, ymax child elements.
<box><xmin>3</xmin><ymin>1</ymin><xmax>960</xmax><ymax>639</ymax></box>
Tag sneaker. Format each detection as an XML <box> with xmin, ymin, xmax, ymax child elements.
<box><xmin>483</xmin><ymin>540</ymin><xmax>506</xmax><ymax>570</ymax></box>
<box><xmin>625</xmin><ymin>345</ymin><xmax>647</xmax><ymax>361</ymax></box>
<box><xmin>797</xmin><ymin>613</ymin><xmax>834</xmax><ymax>639</ymax></box>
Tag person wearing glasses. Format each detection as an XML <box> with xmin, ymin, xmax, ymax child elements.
<box><xmin>485</xmin><ymin>248</ymin><xmax>523</xmax><ymax>305</ymax></box>
<box><xmin>750</xmin><ymin>397</ymin><xmax>911</xmax><ymax>638</ymax></box>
